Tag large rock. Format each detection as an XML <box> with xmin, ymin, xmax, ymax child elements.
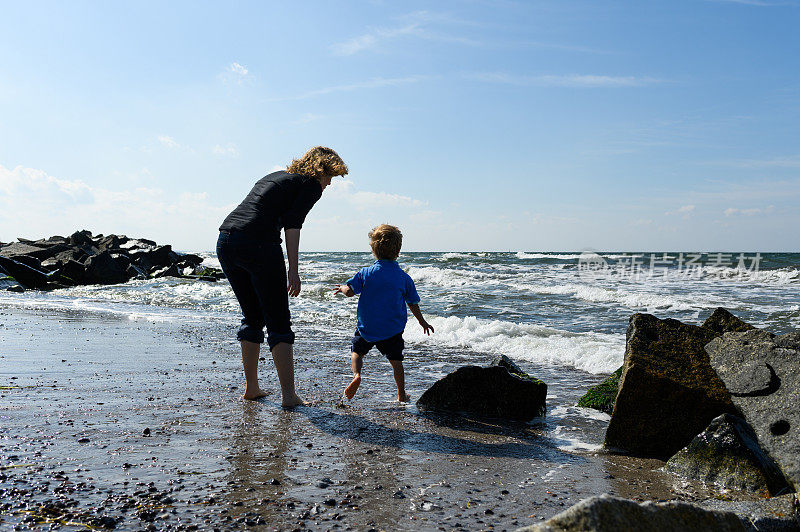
<box><xmin>516</xmin><ymin>494</ymin><xmax>749</xmax><ymax>532</ymax></box>
<box><xmin>578</xmin><ymin>366</ymin><xmax>622</xmax><ymax>415</ymax></box>
<box><xmin>604</xmin><ymin>309</ymin><xmax>749</xmax><ymax>458</ymax></box>
<box><xmin>706</xmin><ymin>330</ymin><xmax>800</xmax><ymax>493</ymax></box>
<box><xmin>699</xmin><ymin>494</ymin><xmax>800</xmax><ymax>532</ymax></box>
<box><xmin>666</xmin><ymin>413</ymin><xmax>789</xmax><ymax>496</ymax></box>
<box><xmin>83</xmin><ymin>251</ymin><xmax>129</xmax><ymax>285</ymax></box>
<box><xmin>0</xmin><ymin>256</ymin><xmax>51</xmax><ymax>289</ymax></box>
<box><xmin>417</xmin><ymin>359</ymin><xmax>547</xmax><ymax>421</ymax></box>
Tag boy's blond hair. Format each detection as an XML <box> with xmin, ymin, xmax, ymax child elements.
<box><xmin>369</xmin><ymin>224</ymin><xmax>402</xmax><ymax>261</ymax></box>
<box><xmin>287</xmin><ymin>146</ymin><xmax>348</xmax><ymax>184</ymax></box>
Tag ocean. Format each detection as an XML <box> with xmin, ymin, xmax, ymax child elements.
<box><xmin>2</xmin><ymin>250</ymin><xmax>797</xmax><ymax>394</ymax></box>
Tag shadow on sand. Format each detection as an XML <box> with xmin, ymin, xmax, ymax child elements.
<box><xmin>292</xmin><ymin>404</ymin><xmax>578</xmax><ymax>462</ymax></box>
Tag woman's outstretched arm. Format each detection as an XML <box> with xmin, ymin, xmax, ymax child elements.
<box><xmin>285</xmin><ymin>228</ymin><xmax>301</xmax><ymax>296</ymax></box>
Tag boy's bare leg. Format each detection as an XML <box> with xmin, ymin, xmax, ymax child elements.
<box><xmin>389</xmin><ymin>359</ymin><xmax>410</xmax><ymax>402</ymax></box>
<box><xmin>344</xmin><ymin>352</ymin><xmax>363</xmax><ymax>399</ymax></box>
<box><xmin>271</xmin><ymin>342</ymin><xmax>304</xmax><ymax>407</ymax></box>
<box><xmin>240</xmin><ymin>340</ymin><xmax>267</xmax><ymax>400</ymax></box>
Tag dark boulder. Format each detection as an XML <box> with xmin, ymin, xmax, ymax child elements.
<box><xmin>604</xmin><ymin>309</ymin><xmax>748</xmax><ymax>459</ymax></box>
<box><xmin>702</xmin><ymin>308</ymin><xmax>756</xmax><ymax>336</ymax></box>
<box><xmin>69</xmin><ymin>230</ymin><xmax>94</xmax><ymax>247</ymax></box>
<box><xmin>130</xmin><ymin>245</ymin><xmax>173</xmax><ymax>271</ymax></box>
<box><xmin>697</xmin><ymin>494</ymin><xmax>800</xmax><ymax>532</ymax></box>
<box><xmin>58</xmin><ymin>260</ymin><xmax>88</xmax><ymax>285</ymax></box>
<box><xmin>0</xmin><ymin>256</ymin><xmax>51</xmax><ymax>289</ymax></box>
<box><xmin>706</xmin><ymin>330</ymin><xmax>800</xmax><ymax>493</ymax></box>
<box><xmin>666</xmin><ymin>413</ymin><xmax>789</xmax><ymax>496</ymax></box>
<box><xmin>515</xmin><ymin>494</ymin><xmax>749</xmax><ymax>532</ymax></box>
<box><xmin>578</xmin><ymin>366</ymin><xmax>623</xmax><ymax>415</ymax></box>
<box><xmin>126</xmin><ymin>264</ymin><xmax>148</xmax><ymax>280</ymax></box>
<box><xmin>0</xmin><ymin>241</ymin><xmax>61</xmax><ymax>261</ymax></box>
<box><xmin>83</xmin><ymin>251</ymin><xmax>129</xmax><ymax>285</ymax></box>
<box><xmin>41</xmin><ymin>248</ymin><xmax>90</xmax><ymax>271</ymax></box>
<box><xmin>417</xmin><ymin>361</ymin><xmax>547</xmax><ymax>421</ymax></box>
<box><xmin>151</xmin><ymin>264</ymin><xmax>181</xmax><ymax>278</ymax></box>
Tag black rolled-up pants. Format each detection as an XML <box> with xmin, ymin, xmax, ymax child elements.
<box><xmin>216</xmin><ymin>230</ymin><xmax>295</xmax><ymax>349</ymax></box>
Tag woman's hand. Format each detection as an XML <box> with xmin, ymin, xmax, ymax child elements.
<box><xmin>419</xmin><ymin>320</ymin><xmax>435</xmax><ymax>335</ymax></box>
<box><xmin>287</xmin><ymin>268</ymin><xmax>301</xmax><ymax>297</ymax></box>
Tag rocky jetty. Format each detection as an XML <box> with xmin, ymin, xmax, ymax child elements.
<box><xmin>707</xmin><ymin>329</ymin><xmax>800</xmax><ymax>493</ymax></box>
<box><xmin>416</xmin><ymin>355</ymin><xmax>547</xmax><ymax>422</ymax></box>
<box><xmin>666</xmin><ymin>413</ymin><xmax>789</xmax><ymax>496</ymax></box>
<box><xmin>604</xmin><ymin>308</ymin><xmax>753</xmax><ymax>458</ymax></box>
<box><xmin>0</xmin><ymin>230</ymin><xmax>224</xmax><ymax>290</ymax></box>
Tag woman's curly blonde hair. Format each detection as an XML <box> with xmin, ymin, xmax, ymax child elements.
<box><xmin>287</xmin><ymin>146</ymin><xmax>348</xmax><ymax>183</ymax></box>
<box><xmin>369</xmin><ymin>224</ymin><xmax>403</xmax><ymax>261</ymax></box>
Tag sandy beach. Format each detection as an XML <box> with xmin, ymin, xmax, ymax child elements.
<box><xmin>0</xmin><ymin>305</ymin><xmax>742</xmax><ymax>531</ymax></box>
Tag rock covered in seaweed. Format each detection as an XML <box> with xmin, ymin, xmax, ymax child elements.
<box><xmin>417</xmin><ymin>356</ymin><xmax>547</xmax><ymax>422</ymax></box>
<box><xmin>665</xmin><ymin>413</ymin><xmax>789</xmax><ymax>496</ymax></box>
<box><xmin>706</xmin><ymin>329</ymin><xmax>800</xmax><ymax>493</ymax></box>
<box><xmin>577</xmin><ymin>366</ymin><xmax>622</xmax><ymax>415</ymax></box>
<box><xmin>603</xmin><ymin>308</ymin><xmax>751</xmax><ymax>459</ymax></box>
<box><xmin>515</xmin><ymin>494</ymin><xmax>749</xmax><ymax>532</ymax></box>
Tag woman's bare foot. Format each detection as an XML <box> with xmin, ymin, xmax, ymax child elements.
<box><xmin>398</xmin><ymin>393</ymin><xmax>410</xmax><ymax>403</ymax></box>
<box><xmin>242</xmin><ymin>388</ymin><xmax>268</xmax><ymax>400</ymax></box>
<box><xmin>344</xmin><ymin>374</ymin><xmax>361</xmax><ymax>400</ymax></box>
<box><xmin>281</xmin><ymin>393</ymin><xmax>305</xmax><ymax>408</ymax></box>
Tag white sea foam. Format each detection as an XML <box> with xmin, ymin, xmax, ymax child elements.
<box><xmin>404</xmin><ymin>315</ymin><xmax>624</xmax><ymax>374</ymax></box>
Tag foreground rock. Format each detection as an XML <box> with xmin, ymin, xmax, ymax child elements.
<box><xmin>707</xmin><ymin>330</ymin><xmax>800</xmax><ymax>493</ymax></box>
<box><xmin>516</xmin><ymin>494</ymin><xmax>749</xmax><ymax>532</ymax></box>
<box><xmin>416</xmin><ymin>355</ymin><xmax>547</xmax><ymax>421</ymax></box>
<box><xmin>604</xmin><ymin>308</ymin><xmax>753</xmax><ymax>458</ymax></box>
<box><xmin>698</xmin><ymin>494</ymin><xmax>800</xmax><ymax>532</ymax></box>
<box><xmin>577</xmin><ymin>366</ymin><xmax>622</xmax><ymax>415</ymax></box>
<box><xmin>666</xmin><ymin>413</ymin><xmax>789</xmax><ymax>496</ymax></box>
<box><xmin>0</xmin><ymin>230</ymin><xmax>224</xmax><ymax>290</ymax></box>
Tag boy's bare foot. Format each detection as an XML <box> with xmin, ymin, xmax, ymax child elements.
<box><xmin>344</xmin><ymin>374</ymin><xmax>361</xmax><ymax>400</ymax></box>
<box><xmin>242</xmin><ymin>388</ymin><xmax>268</xmax><ymax>400</ymax></box>
<box><xmin>281</xmin><ymin>393</ymin><xmax>306</xmax><ymax>408</ymax></box>
<box><xmin>399</xmin><ymin>393</ymin><xmax>410</xmax><ymax>403</ymax></box>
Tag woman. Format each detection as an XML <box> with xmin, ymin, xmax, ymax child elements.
<box><xmin>217</xmin><ymin>146</ymin><xmax>348</xmax><ymax>405</ymax></box>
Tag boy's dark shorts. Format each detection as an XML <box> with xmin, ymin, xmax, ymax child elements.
<box><xmin>351</xmin><ymin>329</ymin><xmax>404</xmax><ymax>361</ymax></box>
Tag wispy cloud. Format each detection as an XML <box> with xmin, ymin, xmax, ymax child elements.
<box><xmin>212</xmin><ymin>143</ymin><xmax>239</xmax><ymax>157</ymax></box>
<box><xmin>220</xmin><ymin>61</ymin><xmax>251</xmax><ymax>85</ymax></box>
<box><xmin>724</xmin><ymin>205</ymin><xmax>775</xmax><ymax>216</ymax></box>
<box><xmin>331</xmin><ymin>10</ymin><xmax>488</xmax><ymax>55</ymax></box>
<box><xmin>157</xmin><ymin>135</ymin><xmax>180</xmax><ymax>149</ymax></box>
<box><xmin>0</xmin><ymin>164</ymin><xmax>232</xmax><ymax>248</ymax></box>
<box><xmin>268</xmin><ymin>76</ymin><xmax>430</xmax><ymax>101</ymax></box>
<box><xmin>709</xmin><ymin>156</ymin><xmax>800</xmax><ymax>168</ymax></box>
<box><xmin>665</xmin><ymin>204</ymin><xmax>696</xmax><ymax>219</ymax></box>
<box><xmin>708</xmin><ymin>0</ymin><xmax>797</xmax><ymax>6</ymax></box>
<box><xmin>327</xmin><ymin>179</ymin><xmax>426</xmax><ymax>210</ymax></box>
<box><xmin>465</xmin><ymin>72</ymin><xmax>664</xmax><ymax>88</ymax></box>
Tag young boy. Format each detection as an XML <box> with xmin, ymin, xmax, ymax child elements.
<box><xmin>333</xmin><ymin>224</ymin><xmax>434</xmax><ymax>402</ymax></box>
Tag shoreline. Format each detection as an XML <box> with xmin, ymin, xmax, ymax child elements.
<box><xmin>0</xmin><ymin>305</ymin><xmax>748</xmax><ymax>531</ymax></box>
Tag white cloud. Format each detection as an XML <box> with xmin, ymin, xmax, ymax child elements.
<box><xmin>724</xmin><ymin>205</ymin><xmax>775</xmax><ymax>216</ymax></box>
<box><xmin>0</xmin><ymin>164</ymin><xmax>232</xmax><ymax>251</ymax></box>
<box><xmin>212</xmin><ymin>143</ymin><xmax>240</xmax><ymax>157</ymax></box>
<box><xmin>157</xmin><ymin>135</ymin><xmax>179</xmax><ymax>149</ymax></box>
<box><xmin>270</xmin><ymin>76</ymin><xmax>429</xmax><ymax>101</ymax></box>
<box><xmin>220</xmin><ymin>61</ymin><xmax>251</xmax><ymax>85</ymax></box>
<box><xmin>466</xmin><ymin>72</ymin><xmax>664</xmax><ymax>88</ymax></box>
<box><xmin>665</xmin><ymin>204</ymin><xmax>695</xmax><ymax>218</ymax></box>
<box><xmin>326</xmin><ymin>179</ymin><xmax>426</xmax><ymax>210</ymax></box>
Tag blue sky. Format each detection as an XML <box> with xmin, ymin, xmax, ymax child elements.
<box><xmin>1</xmin><ymin>0</ymin><xmax>798</xmax><ymax>251</ymax></box>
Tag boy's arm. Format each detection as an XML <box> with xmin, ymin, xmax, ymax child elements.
<box><xmin>333</xmin><ymin>284</ymin><xmax>355</xmax><ymax>297</ymax></box>
<box><xmin>408</xmin><ymin>303</ymin><xmax>434</xmax><ymax>335</ymax></box>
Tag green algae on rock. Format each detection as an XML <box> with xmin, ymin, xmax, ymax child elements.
<box><xmin>577</xmin><ymin>366</ymin><xmax>622</xmax><ymax>415</ymax></box>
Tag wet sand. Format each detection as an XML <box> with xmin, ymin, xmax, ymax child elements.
<box><xmin>0</xmin><ymin>307</ymin><xmax>747</xmax><ymax>531</ymax></box>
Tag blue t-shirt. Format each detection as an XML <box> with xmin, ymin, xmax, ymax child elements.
<box><xmin>347</xmin><ymin>260</ymin><xmax>420</xmax><ymax>342</ymax></box>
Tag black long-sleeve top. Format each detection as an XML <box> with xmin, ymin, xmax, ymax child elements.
<box><xmin>219</xmin><ymin>171</ymin><xmax>323</xmax><ymax>243</ymax></box>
